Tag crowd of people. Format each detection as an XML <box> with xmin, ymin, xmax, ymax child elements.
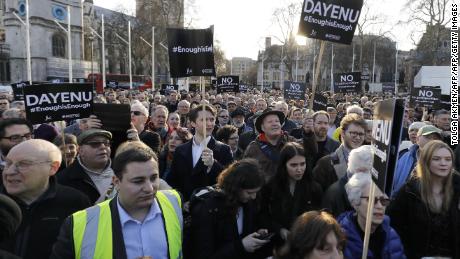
<box><xmin>0</xmin><ymin>86</ymin><xmax>458</xmax><ymax>259</ymax></box>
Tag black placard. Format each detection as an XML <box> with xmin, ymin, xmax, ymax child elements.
<box><xmin>435</xmin><ymin>95</ymin><xmax>451</xmax><ymax>110</ymax></box>
<box><xmin>160</xmin><ymin>84</ymin><xmax>179</xmax><ymax>95</ymax></box>
<box><xmin>11</xmin><ymin>81</ymin><xmax>29</xmax><ymax>101</ymax></box>
<box><xmin>24</xmin><ymin>83</ymin><xmax>93</xmax><ymax>124</ymax></box>
<box><xmin>217</xmin><ymin>76</ymin><xmax>239</xmax><ymax>93</ymax></box>
<box><xmin>239</xmin><ymin>84</ymin><xmax>249</xmax><ymax>93</ymax></box>
<box><xmin>284</xmin><ymin>81</ymin><xmax>306</xmax><ymax>100</ymax></box>
<box><xmin>409</xmin><ymin>86</ymin><xmax>441</xmax><ymax>108</ymax></box>
<box><xmin>298</xmin><ymin>0</ymin><xmax>363</xmax><ymax>44</ymax></box>
<box><xmin>167</xmin><ymin>28</ymin><xmax>216</xmax><ymax>77</ymax></box>
<box><xmin>92</xmin><ymin>103</ymin><xmax>131</xmax><ymax>132</ymax></box>
<box><xmin>382</xmin><ymin>83</ymin><xmax>395</xmax><ymax>94</ymax></box>
<box><xmin>371</xmin><ymin>99</ymin><xmax>404</xmax><ymax>196</ymax></box>
<box><xmin>313</xmin><ymin>93</ymin><xmax>328</xmax><ymax>111</ymax></box>
<box><xmin>333</xmin><ymin>72</ymin><xmax>361</xmax><ymax>93</ymax></box>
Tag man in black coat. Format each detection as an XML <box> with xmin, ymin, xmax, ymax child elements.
<box><xmin>57</xmin><ymin>129</ymin><xmax>114</xmax><ymax>204</ymax></box>
<box><xmin>167</xmin><ymin>104</ymin><xmax>233</xmax><ymax>200</ymax></box>
<box><xmin>0</xmin><ymin>139</ymin><xmax>90</xmax><ymax>259</ymax></box>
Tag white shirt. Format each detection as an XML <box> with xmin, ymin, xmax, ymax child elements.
<box><xmin>192</xmin><ymin>136</ymin><xmax>211</xmax><ymax>167</ymax></box>
<box><xmin>117</xmin><ymin>198</ymin><xmax>168</xmax><ymax>259</ymax></box>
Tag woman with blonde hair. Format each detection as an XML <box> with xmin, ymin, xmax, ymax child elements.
<box><xmin>388</xmin><ymin>140</ymin><xmax>460</xmax><ymax>259</ymax></box>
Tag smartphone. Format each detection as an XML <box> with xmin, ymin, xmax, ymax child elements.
<box><xmin>257</xmin><ymin>233</ymin><xmax>274</xmax><ymax>240</ymax></box>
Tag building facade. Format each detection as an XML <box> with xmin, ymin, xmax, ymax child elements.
<box><xmin>230</xmin><ymin>57</ymin><xmax>255</xmax><ymax>81</ymax></box>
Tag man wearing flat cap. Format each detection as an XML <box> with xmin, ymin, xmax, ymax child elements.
<box><xmin>243</xmin><ymin>109</ymin><xmax>291</xmax><ymax>181</ymax></box>
<box><xmin>57</xmin><ymin>129</ymin><xmax>115</xmax><ymax>204</ymax></box>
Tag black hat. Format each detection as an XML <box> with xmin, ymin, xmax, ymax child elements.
<box><xmin>255</xmin><ymin>109</ymin><xmax>285</xmax><ymax>133</ymax></box>
<box><xmin>230</xmin><ymin>107</ymin><xmax>246</xmax><ymax>118</ymax></box>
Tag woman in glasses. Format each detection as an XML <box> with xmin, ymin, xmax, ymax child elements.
<box><xmin>388</xmin><ymin>140</ymin><xmax>460</xmax><ymax>259</ymax></box>
<box><xmin>338</xmin><ymin>173</ymin><xmax>406</xmax><ymax>259</ymax></box>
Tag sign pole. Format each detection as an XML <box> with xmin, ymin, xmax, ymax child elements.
<box><xmin>200</xmin><ymin>76</ymin><xmax>206</xmax><ymax>145</ymax></box>
<box><xmin>352</xmin><ymin>43</ymin><xmax>355</xmax><ymax>72</ymax></box>
<box><xmin>67</xmin><ymin>6</ymin><xmax>73</xmax><ymax>83</ymax></box>
<box><xmin>362</xmin><ymin>182</ymin><xmax>376</xmax><ymax>259</ymax></box>
<box><xmin>102</xmin><ymin>14</ymin><xmax>106</xmax><ymax>89</ymax></box>
<box><xmin>395</xmin><ymin>43</ymin><xmax>398</xmax><ymax>95</ymax></box>
<box><xmin>295</xmin><ymin>45</ymin><xmax>299</xmax><ymax>81</ymax></box>
<box><xmin>372</xmin><ymin>41</ymin><xmax>376</xmax><ymax>83</ymax></box>
<box><xmin>25</xmin><ymin>0</ymin><xmax>32</xmax><ymax>84</ymax></box>
<box><xmin>152</xmin><ymin>26</ymin><xmax>155</xmax><ymax>91</ymax></box>
<box><xmin>128</xmin><ymin>20</ymin><xmax>132</xmax><ymax>90</ymax></box>
<box><xmin>309</xmin><ymin>41</ymin><xmax>326</xmax><ymax>110</ymax></box>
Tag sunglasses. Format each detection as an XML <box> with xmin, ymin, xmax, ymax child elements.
<box><xmin>360</xmin><ymin>196</ymin><xmax>391</xmax><ymax>206</ymax></box>
<box><xmin>131</xmin><ymin>111</ymin><xmax>144</xmax><ymax>116</ymax></box>
<box><xmin>83</xmin><ymin>140</ymin><xmax>111</xmax><ymax>148</ymax></box>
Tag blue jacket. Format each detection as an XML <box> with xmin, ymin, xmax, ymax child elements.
<box><xmin>338</xmin><ymin>211</ymin><xmax>406</xmax><ymax>259</ymax></box>
<box><xmin>391</xmin><ymin>144</ymin><xmax>419</xmax><ymax>197</ymax></box>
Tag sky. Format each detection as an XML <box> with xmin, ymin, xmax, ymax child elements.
<box><xmin>94</xmin><ymin>0</ymin><xmax>418</xmax><ymax>60</ymax></box>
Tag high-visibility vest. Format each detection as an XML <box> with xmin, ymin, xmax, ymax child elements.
<box><xmin>72</xmin><ymin>190</ymin><xmax>183</xmax><ymax>259</ymax></box>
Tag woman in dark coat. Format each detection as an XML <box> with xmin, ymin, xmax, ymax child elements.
<box><xmin>158</xmin><ymin>127</ymin><xmax>192</xmax><ymax>180</ymax></box>
<box><xmin>259</xmin><ymin>142</ymin><xmax>323</xmax><ymax>243</ymax></box>
<box><xmin>190</xmin><ymin>159</ymin><xmax>270</xmax><ymax>259</ymax></box>
<box><xmin>387</xmin><ymin>140</ymin><xmax>460</xmax><ymax>259</ymax></box>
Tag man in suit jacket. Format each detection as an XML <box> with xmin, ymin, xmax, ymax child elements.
<box><xmin>167</xmin><ymin>104</ymin><xmax>233</xmax><ymax>200</ymax></box>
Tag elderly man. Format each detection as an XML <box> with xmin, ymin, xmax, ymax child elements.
<box><xmin>51</xmin><ymin>144</ymin><xmax>182</xmax><ymax>259</ymax></box>
<box><xmin>149</xmin><ymin>105</ymin><xmax>169</xmax><ymax>145</ymax></box>
<box><xmin>273</xmin><ymin>101</ymin><xmax>297</xmax><ymax>133</ymax></box>
<box><xmin>57</xmin><ymin>129</ymin><xmax>114</xmax><ymax>204</ymax></box>
<box><xmin>391</xmin><ymin>125</ymin><xmax>443</xmax><ymax>196</ymax></box>
<box><xmin>244</xmin><ymin>109</ymin><xmax>290</xmax><ymax>181</ymax></box>
<box><xmin>177</xmin><ymin>100</ymin><xmax>190</xmax><ymax>127</ymax></box>
<box><xmin>231</xmin><ymin>107</ymin><xmax>252</xmax><ymax>135</ymax></box>
<box><xmin>0</xmin><ymin>139</ymin><xmax>90</xmax><ymax>259</ymax></box>
<box><xmin>131</xmin><ymin>101</ymin><xmax>161</xmax><ymax>154</ymax></box>
<box><xmin>0</xmin><ymin>99</ymin><xmax>9</xmax><ymax>115</ymax></box>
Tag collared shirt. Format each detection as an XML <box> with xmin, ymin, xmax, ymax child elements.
<box><xmin>192</xmin><ymin>136</ymin><xmax>211</xmax><ymax>167</ymax></box>
<box><xmin>117</xmin><ymin>198</ymin><xmax>168</xmax><ymax>259</ymax></box>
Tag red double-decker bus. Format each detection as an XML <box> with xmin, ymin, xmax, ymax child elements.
<box><xmin>88</xmin><ymin>73</ymin><xmax>152</xmax><ymax>93</ymax></box>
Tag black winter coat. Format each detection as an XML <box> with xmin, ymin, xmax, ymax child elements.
<box><xmin>322</xmin><ymin>175</ymin><xmax>352</xmax><ymax>218</ymax></box>
<box><xmin>57</xmin><ymin>160</ymin><xmax>101</xmax><ymax>204</ymax></box>
<box><xmin>190</xmin><ymin>191</ymin><xmax>263</xmax><ymax>259</ymax></box>
<box><xmin>0</xmin><ymin>177</ymin><xmax>90</xmax><ymax>259</ymax></box>
<box><xmin>387</xmin><ymin>174</ymin><xmax>460</xmax><ymax>259</ymax></box>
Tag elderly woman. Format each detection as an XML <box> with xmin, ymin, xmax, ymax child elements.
<box><xmin>338</xmin><ymin>173</ymin><xmax>406</xmax><ymax>258</ymax></box>
<box><xmin>388</xmin><ymin>140</ymin><xmax>460</xmax><ymax>259</ymax></box>
<box><xmin>275</xmin><ymin>211</ymin><xmax>345</xmax><ymax>259</ymax></box>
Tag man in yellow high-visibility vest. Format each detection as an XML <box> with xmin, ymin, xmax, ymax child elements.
<box><xmin>51</xmin><ymin>144</ymin><xmax>183</xmax><ymax>259</ymax></box>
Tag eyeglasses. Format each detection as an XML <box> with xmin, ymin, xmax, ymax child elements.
<box><xmin>4</xmin><ymin>160</ymin><xmax>52</xmax><ymax>172</ymax></box>
<box><xmin>131</xmin><ymin>111</ymin><xmax>145</xmax><ymax>116</ymax></box>
<box><xmin>0</xmin><ymin>102</ymin><xmax>8</xmax><ymax>105</ymax></box>
<box><xmin>83</xmin><ymin>140</ymin><xmax>111</xmax><ymax>148</ymax></box>
<box><xmin>346</xmin><ymin>131</ymin><xmax>365</xmax><ymax>138</ymax></box>
<box><xmin>2</xmin><ymin>133</ymin><xmax>32</xmax><ymax>142</ymax></box>
<box><xmin>360</xmin><ymin>196</ymin><xmax>391</xmax><ymax>206</ymax></box>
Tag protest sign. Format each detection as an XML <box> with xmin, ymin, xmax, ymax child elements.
<box><xmin>167</xmin><ymin>28</ymin><xmax>216</xmax><ymax>77</ymax></box>
<box><xmin>284</xmin><ymin>81</ymin><xmax>306</xmax><ymax>100</ymax></box>
<box><xmin>160</xmin><ymin>84</ymin><xmax>179</xmax><ymax>95</ymax></box>
<box><xmin>239</xmin><ymin>84</ymin><xmax>249</xmax><ymax>93</ymax></box>
<box><xmin>217</xmin><ymin>76</ymin><xmax>239</xmax><ymax>93</ymax></box>
<box><xmin>371</xmin><ymin>98</ymin><xmax>404</xmax><ymax>196</ymax></box>
<box><xmin>333</xmin><ymin>72</ymin><xmax>361</xmax><ymax>93</ymax></box>
<box><xmin>435</xmin><ymin>95</ymin><xmax>451</xmax><ymax>110</ymax></box>
<box><xmin>409</xmin><ymin>86</ymin><xmax>441</xmax><ymax>108</ymax></box>
<box><xmin>312</xmin><ymin>93</ymin><xmax>328</xmax><ymax>111</ymax></box>
<box><xmin>382</xmin><ymin>83</ymin><xmax>395</xmax><ymax>94</ymax></box>
<box><xmin>24</xmin><ymin>83</ymin><xmax>93</xmax><ymax>124</ymax></box>
<box><xmin>92</xmin><ymin>103</ymin><xmax>131</xmax><ymax>133</ymax></box>
<box><xmin>298</xmin><ymin>0</ymin><xmax>363</xmax><ymax>44</ymax></box>
<box><xmin>11</xmin><ymin>81</ymin><xmax>29</xmax><ymax>101</ymax></box>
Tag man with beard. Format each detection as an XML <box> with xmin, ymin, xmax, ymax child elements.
<box><xmin>0</xmin><ymin>118</ymin><xmax>33</xmax><ymax>171</ymax></box>
<box><xmin>57</xmin><ymin>129</ymin><xmax>114</xmax><ymax>204</ymax></box>
<box><xmin>312</xmin><ymin>114</ymin><xmax>367</xmax><ymax>191</ymax></box>
<box><xmin>231</xmin><ymin>107</ymin><xmax>252</xmax><ymax>135</ymax></box>
<box><xmin>302</xmin><ymin>111</ymin><xmax>340</xmax><ymax>167</ymax></box>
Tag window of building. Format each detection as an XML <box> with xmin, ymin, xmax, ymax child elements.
<box><xmin>52</xmin><ymin>34</ymin><xmax>66</xmax><ymax>57</ymax></box>
<box><xmin>273</xmin><ymin>72</ymin><xmax>280</xmax><ymax>80</ymax></box>
<box><xmin>0</xmin><ymin>60</ymin><xmax>10</xmax><ymax>82</ymax></box>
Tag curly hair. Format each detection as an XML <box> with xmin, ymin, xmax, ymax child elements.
<box><xmin>217</xmin><ymin>159</ymin><xmax>264</xmax><ymax>214</ymax></box>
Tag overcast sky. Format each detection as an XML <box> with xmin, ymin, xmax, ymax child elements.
<box><xmin>94</xmin><ymin>0</ymin><xmax>417</xmax><ymax>60</ymax></box>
